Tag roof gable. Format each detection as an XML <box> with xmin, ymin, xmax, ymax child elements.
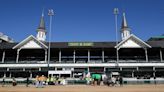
<box><xmin>115</xmin><ymin>34</ymin><xmax>151</xmax><ymax>49</ymax></box>
<box><xmin>13</xmin><ymin>35</ymin><xmax>48</xmax><ymax>49</ymax></box>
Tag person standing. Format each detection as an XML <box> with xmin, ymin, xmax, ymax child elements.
<box><xmin>119</xmin><ymin>76</ymin><xmax>123</xmax><ymax>86</ymax></box>
<box><xmin>154</xmin><ymin>76</ymin><xmax>156</xmax><ymax>85</ymax></box>
<box><xmin>40</xmin><ymin>75</ymin><xmax>46</xmax><ymax>88</ymax></box>
<box><xmin>26</xmin><ymin>77</ymin><xmax>29</xmax><ymax>87</ymax></box>
<box><xmin>35</xmin><ymin>75</ymin><xmax>39</xmax><ymax>88</ymax></box>
<box><xmin>12</xmin><ymin>77</ymin><xmax>17</xmax><ymax>86</ymax></box>
<box><xmin>2</xmin><ymin>77</ymin><xmax>5</xmax><ymax>87</ymax></box>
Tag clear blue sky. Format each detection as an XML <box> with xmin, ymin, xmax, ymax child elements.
<box><xmin>0</xmin><ymin>0</ymin><xmax>164</xmax><ymax>42</ymax></box>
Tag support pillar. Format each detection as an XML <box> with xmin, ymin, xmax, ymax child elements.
<box><xmin>23</xmin><ymin>68</ymin><xmax>25</xmax><ymax>71</ymax></box>
<box><xmin>9</xmin><ymin>72</ymin><xmax>11</xmax><ymax>78</ymax></box>
<box><xmin>59</xmin><ymin>50</ymin><xmax>61</xmax><ymax>63</ymax></box>
<box><xmin>116</xmin><ymin>48</ymin><xmax>119</xmax><ymax>67</ymax></box>
<box><xmin>59</xmin><ymin>74</ymin><xmax>61</xmax><ymax>78</ymax></box>
<box><xmin>132</xmin><ymin>71</ymin><xmax>134</xmax><ymax>78</ymax></box>
<box><xmin>16</xmin><ymin>49</ymin><xmax>20</xmax><ymax>63</ymax></box>
<box><xmin>153</xmin><ymin>67</ymin><xmax>156</xmax><ymax>77</ymax></box>
<box><xmin>88</xmin><ymin>67</ymin><xmax>90</xmax><ymax>73</ymax></box>
<box><xmin>73</xmin><ymin>50</ymin><xmax>76</xmax><ymax>63</ymax></box>
<box><xmin>88</xmin><ymin>50</ymin><xmax>90</xmax><ymax>63</ymax></box>
<box><xmin>116</xmin><ymin>48</ymin><xmax>119</xmax><ymax>62</ymax></box>
<box><xmin>2</xmin><ymin>51</ymin><xmax>5</xmax><ymax>63</ymax></box>
<box><xmin>45</xmin><ymin>49</ymin><xmax>48</xmax><ymax>63</ymax></box>
<box><xmin>7</xmin><ymin>68</ymin><xmax>9</xmax><ymax>71</ymax></box>
<box><xmin>160</xmin><ymin>49</ymin><xmax>163</xmax><ymax>62</ymax></box>
<box><xmin>102</xmin><ymin>50</ymin><xmax>104</xmax><ymax>63</ymax></box>
<box><xmin>39</xmin><ymin>68</ymin><xmax>41</xmax><ymax>71</ymax></box>
<box><xmin>73</xmin><ymin>73</ymin><xmax>75</xmax><ymax>78</ymax></box>
<box><xmin>144</xmin><ymin>48</ymin><xmax>148</xmax><ymax>62</ymax></box>
<box><xmin>3</xmin><ymin>72</ymin><xmax>6</xmax><ymax>78</ymax></box>
<box><xmin>104</xmin><ymin>67</ymin><xmax>106</xmax><ymax>73</ymax></box>
<box><xmin>137</xmin><ymin>67</ymin><xmax>139</xmax><ymax>71</ymax></box>
<box><xmin>30</xmin><ymin>73</ymin><xmax>32</xmax><ymax>78</ymax></box>
<box><xmin>120</xmin><ymin>67</ymin><xmax>122</xmax><ymax>71</ymax></box>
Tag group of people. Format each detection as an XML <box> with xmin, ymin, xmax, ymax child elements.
<box><xmin>85</xmin><ymin>75</ymin><xmax>123</xmax><ymax>86</ymax></box>
<box><xmin>35</xmin><ymin>75</ymin><xmax>47</xmax><ymax>88</ymax></box>
<box><xmin>35</xmin><ymin>75</ymin><xmax>66</xmax><ymax>87</ymax></box>
<box><xmin>46</xmin><ymin>76</ymin><xmax>66</xmax><ymax>85</ymax></box>
<box><xmin>1</xmin><ymin>74</ymin><xmax>123</xmax><ymax>87</ymax></box>
<box><xmin>104</xmin><ymin>76</ymin><xmax>123</xmax><ymax>86</ymax></box>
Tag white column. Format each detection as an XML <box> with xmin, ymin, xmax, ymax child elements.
<box><xmin>88</xmin><ymin>67</ymin><xmax>90</xmax><ymax>73</ymax></box>
<box><xmin>132</xmin><ymin>71</ymin><xmax>134</xmax><ymax>78</ymax></box>
<box><xmin>45</xmin><ymin>49</ymin><xmax>48</xmax><ymax>63</ymax></box>
<box><xmin>102</xmin><ymin>50</ymin><xmax>104</xmax><ymax>63</ymax></box>
<box><xmin>3</xmin><ymin>72</ymin><xmax>6</xmax><ymax>78</ymax></box>
<box><xmin>16</xmin><ymin>49</ymin><xmax>20</xmax><ymax>63</ymax></box>
<box><xmin>104</xmin><ymin>67</ymin><xmax>106</xmax><ymax>73</ymax></box>
<box><xmin>116</xmin><ymin>48</ymin><xmax>119</xmax><ymax>67</ymax></box>
<box><xmin>30</xmin><ymin>73</ymin><xmax>32</xmax><ymax>78</ymax></box>
<box><xmin>120</xmin><ymin>67</ymin><xmax>122</xmax><ymax>71</ymax></box>
<box><xmin>9</xmin><ymin>72</ymin><xmax>12</xmax><ymax>78</ymax></box>
<box><xmin>153</xmin><ymin>67</ymin><xmax>156</xmax><ymax>77</ymax></box>
<box><xmin>73</xmin><ymin>73</ymin><xmax>75</xmax><ymax>78</ymax></box>
<box><xmin>160</xmin><ymin>49</ymin><xmax>163</xmax><ymax>62</ymax></box>
<box><xmin>7</xmin><ymin>68</ymin><xmax>9</xmax><ymax>71</ymax></box>
<box><xmin>73</xmin><ymin>50</ymin><xmax>76</xmax><ymax>63</ymax></box>
<box><xmin>23</xmin><ymin>68</ymin><xmax>25</xmax><ymax>71</ymax></box>
<box><xmin>145</xmin><ymin>48</ymin><xmax>148</xmax><ymax>62</ymax></box>
<box><xmin>137</xmin><ymin>67</ymin><xmax>139</xmax><ymax>71</ymax></box>
<box><xmin>88</xmin><ymin>50</ymin><xmax>90</xmax><ymax>63</ymax></box>
<box><xmin>117</xmin><ymin>48</ymin><xmax>119</xmax><ymax>62</ymax></box>
<box><xmin>2</xmin><ymin>51</ymin><xmax>5</xmax><ymax>63</ymax></box>
<box><xmin>39</xmin><ymin>68</ymin><xmax>41</xmax><ymax>71</ymax></box>
<box><xmin>59</xmin><ymin>50</ymin><xmax>61</xmax><ymax>63</ymax></box>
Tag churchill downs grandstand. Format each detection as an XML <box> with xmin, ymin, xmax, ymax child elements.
<box><xmin>0</xmin><ymin>12</ymin><xmax>164</xmax><ymax>85</ymax></box>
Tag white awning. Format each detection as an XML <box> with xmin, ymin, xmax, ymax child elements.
<box><xmin>111</xmin><ymin>72</ymin><xmax>119</xmax><ymax>75</ymax></box>
<box><xmin>48</xmin><ymin>70</ymin><xmax>71</xmax><ymax>74</ymax></box>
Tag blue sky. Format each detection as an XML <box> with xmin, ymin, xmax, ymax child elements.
<box><xmin>0</xmin><ymin>0</ymin><xmax>164</xmax><ymax>42</ymax></box>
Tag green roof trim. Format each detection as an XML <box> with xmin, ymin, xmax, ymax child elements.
<box><xmin>151</xmin><ymin>36</ymin><xmax>164</xmax><ymax>39</ymax></box>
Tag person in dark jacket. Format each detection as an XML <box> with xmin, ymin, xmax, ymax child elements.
<box><xmin>2</xmin><ymin>77</ymin><xmax>5</xmax><ymax>87</ymax></box>
<box><xmin>119</xmin><ymin>76</ymin><xmax>123</xmax><ymax>86</ymax></box>
<box><xmin>26</xmin><ymin>77</ymin><xmax>29</xmax><ymax>87</ymax></box>
<box><xmin>12</xmin><ymin>77</ymin><xmax>17</xmax><ymax>86</ymax></box>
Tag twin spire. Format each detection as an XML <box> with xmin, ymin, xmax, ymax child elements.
<box><xmin>36</xmin><ymin>10</ymin><xmax>46</xmax><ymax>41</ymax></box>
<box><xmin>121</xmin><ymin>12</ymin><xmax>131</xmax><ymax>40</ymax></box>
<box><xmin>36</xmin><ymin>10</ymin><xmax>131</xmax><ymax>42</ymax></box>
<box><xmin>121</xmin><ymin>12</ymin><xmax>128</xmax><ymax>29</ymax></box>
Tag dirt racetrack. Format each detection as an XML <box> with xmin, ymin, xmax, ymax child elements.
<box><xmin>0</xmin><ymin>84</ymin><xmax>164</xmax><ymax>92</ymax></box>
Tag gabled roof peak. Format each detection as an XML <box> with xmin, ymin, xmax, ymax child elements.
<box><xmin>115</xmin><ymin>34</ymin><xmax>151</xmax><ymax>49</ymax></box>
<box><xmin>13</xmin><ymin>35</ymin><xmax>48</xmax><ymax>49</ymax></box>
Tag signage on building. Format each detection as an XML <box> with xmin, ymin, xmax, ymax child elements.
<box><xmin>68</xmin><ymin>42</ymin><xmax>94</xmax><ymax>46</ymax></box>
<box><xmin>89</xmin><ymin>67</ymin><xmax>104</xmax><ymax>73</ymax></box>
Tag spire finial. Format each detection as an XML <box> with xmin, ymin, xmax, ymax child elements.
<box><xmin>42</xmin><ymin>8</ymin><xmax>44</xmax><ymax>17</ymax></box>
<box><xmin>122</xmin><ymin>12</ymin><xmax>128</xmax><ymax>28</ymax></box>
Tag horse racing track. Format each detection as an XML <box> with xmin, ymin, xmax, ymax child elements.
<box><xmin>0</xmin><ymin>84</ymin><xmax>164</xmax><ymax>92</ymax></box>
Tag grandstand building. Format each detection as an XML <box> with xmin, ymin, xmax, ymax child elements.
<box><xmin>0</xmin><ymin>12</ymin><xmax>164</xmax><ymax>80</ymax></box>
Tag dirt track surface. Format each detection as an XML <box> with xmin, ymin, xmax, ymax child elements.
<box><xmin>0</xmin><ymin>84</ymin><xmax>164</xmax><ymax>92</ymax></box>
